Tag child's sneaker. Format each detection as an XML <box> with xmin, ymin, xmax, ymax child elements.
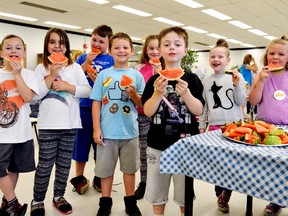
<box><xmin>134</xmin><ymin>182</ymin><xmax>146</xmax><ymax>200</ymax></box>
<box><xmin>93</xmin><ymin>176</ymin><xmax>102</xmax><ymax>192</ymax></box>
<box><xmin>70</xmin><ymin>175</ymin><xmax>90</xmax><ymax>195</ymax></box>
<box><xmin>97</xmin><ymin>197</ymin><xmax>112</xmax><ymax>216</ymax></box>
<box><xmin>1</xmin><ymin>197</ymin><xmax>8</xmax><ymax>211</ymax></box>
<box><xmin>124</xmin><ymin>195</ymin><xmax>142</xmax><ymax>216</ymax></box>
<box><xmin>30</xmin><ymin>200</ymin><xmax>45</xmax><ymax>216</ymax></box>
<box><xmin>263</xmin><ymin>203</ymin><xmax>283</xmax><ymax>216</ymax></box>
<box><xmin>52</xmin><ymin>197</ymin><xmax>72</xmax><ymax>215</ymax></box>
<box><xmin>217</xmin><ymin>190</ymin><xmax>231</xmax><ymax>213</ymax></box>
<box><xmin>5</xmin><ymin>202</ymin><xmax>27</xmax><ymax>216</ymax></box>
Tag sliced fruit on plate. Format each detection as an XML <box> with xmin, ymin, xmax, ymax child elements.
<box><xmin>92</xmin><ymin>48</ymin><xmax>101</xmax><ymax>55</ymax></box>
<box><xmin>233</xmin><ymin>126</ymin><xmax>252</xmax><ymax>135</ymax></box>
<box><xmin>149</xmin><ymin>57</ymin><xmax>161</xmax><ymax>66</ymax></box>
<box><xmin>87</xmin><ymin>65</ymin><xmax>96</xmax><ymax>74</ymax></box>
<box><xmin>120</xmin><ymin>74</ymin><xmax>133</xmax><ymax>87</ymax></box>
<box><xmin>3</xmin><ymin>56</ymin><xmax>22</xmax><ymax>62</ymax></box>
<box><xmin>158</xmin><ymin>68</ymin><xmax>184</xmax><ymax>80</ymax></box>
<box><xmin>267</xmin><ymin>63</ymin><xmax>284</xmax><ymax>72</ymax></box>
<box><xmin>263</xmin><ymin>135</ymin><xmax>282</xmax><ymax>145</ymax></box>
<box><xmin>48</xmin><ymin>52</ymin><xmax>68</xmax><ymax>64</ymax></box>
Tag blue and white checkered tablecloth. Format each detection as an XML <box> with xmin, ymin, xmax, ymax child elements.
<box><xmin>160</xmin><ymin>126</ymin><xmax>288</xmax><ymax>206</ymax></box>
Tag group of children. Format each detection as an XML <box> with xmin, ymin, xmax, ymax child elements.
<box><xmin>0</xmin><ymin>22</ymin><xmax>287</xmax><ymax>216</ymax></box>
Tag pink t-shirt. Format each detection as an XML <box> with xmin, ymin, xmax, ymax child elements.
<box><xmin>135</xmin><ymin>62</ymin><xmax>155</xmax><ymax>114</ymax></box>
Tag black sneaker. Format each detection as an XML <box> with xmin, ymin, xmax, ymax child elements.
<box><xmin>70</xmin><ymin>175</ymin><xmax>90</xmax><ymax>195</ymax></box>
<box><xmin>124</xmin><ymin>196</ymin><xmax>142</xmax><ymax>216</ymax></box>
<box><xmin>97</xmin><ymin>197</ymin><xmax>112</xmax><ymax>216</ymax></box>
<box><xmin>6</xmin><ymin>203</ymin><xmax>27</xmax><ymax>216</ymax></box>
<box><xmin>52</xmin><ymin>197</ymin><xmax>72</xmax><ymax>215</ymax></box>
<box><xmin>93</xmin><ymin>176</ymin><xmax>102</xmax><ymax>192</ymax></box>
<box><xmin>263</xmin><ymin>203</ymin><xmax>283</xmax><ymax>216</ymax></box>
<box><xmin>1</xmin><ymin>197</ymin><xmax>8</xmax><ymax>211</ymax></box>
<box><xmin>30</xmin><ymin>200</ymin><xmax>45</xmax><ymax>216</ymax></box>
<box><xmin>0</xmin><ymin>209</ymin><xmax>9</xmax><ymax>216</ymax></box>
<box><xmin>134</xmin><ymin>182</ymin><xmax>146</xmax><ymax>200</ymax></box>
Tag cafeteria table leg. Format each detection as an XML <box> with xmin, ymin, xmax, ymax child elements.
<box><xmin>245</xmin><ymin>195</ymin><xmax>253</xmax><ymax>216</ymax></box>
<box><xmin>185</xmin><ymin>176</ymin><xmax>194</xmax><ymax>216</ymax></box>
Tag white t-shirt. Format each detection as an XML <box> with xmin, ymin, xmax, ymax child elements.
<box><xmin>35</xmin><ymin>63</ymin><xmax>91</xmax><ymax>129</ymax></box>
<box><xmin>0</xmin><ymin>68</ymin><xmax>39</xmax><ymax>143</ymax></box>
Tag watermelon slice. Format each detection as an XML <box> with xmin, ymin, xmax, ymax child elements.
<box><xmin>48</xmin><ymin>52</ymin><xmax>68</xmax><ymax>64</ymax></box>
<box><xmin>158</xmin><ymin>68</ymin><xmax>184</xmax><ymax>80</ymax></box>
<box><xmin>225</xmin><ymin>70</ymin><xmax>233</xmax><ymax>75</ymax></box>
<box><xmin>120</xmin><ymin>75</ymin><xmax>133</xmax><ymax>87</ymax></box>
<box><xmin>268</xmin><ymin>63</ymin><xmax>284</xmax><ymax>72</ymax></box>
<box><xmin>3</xmin><ymin>56</ymin><xmax>22</xmax><ymax>62</ymax></box>
<box><xmin>149</xmin><ymin>57</ymin><xmax>161</xmax><ymax>66</ymax></box>
<box><xmin>87</xmin><ymin>65</ymin><xmax>96</xmax><ymax>74</ymax></box>
<box><xmin>92</xmin><ymin>48</ymin><xmax>101</xmax><ymax>55</ymax></box>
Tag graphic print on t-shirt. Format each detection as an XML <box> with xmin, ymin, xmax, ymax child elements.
<box><xmin>106</xmin><ymin>80</ymin><xmax>130</xmax><ymax>114</ymax></box>
<box><xmin>0</xmin><ymin>80</ymin><xmax>22</xmax><ymax>128</ymax></box>
<box><xmin>211</xmin><ymin>81</ymin><xmax>233</xmax><ymax>110</ymax></box>
<box><xmin>152</xmin><ymin>84</ymin><xmax>191</xmax><ymax>135</ymax></box>
<box><xmin>42</xmin><ymin>75</ymin><xmax>71</xmax><ymax>106</ymax></box>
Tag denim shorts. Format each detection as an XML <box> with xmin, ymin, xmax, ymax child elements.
<box><xmin>0</xmin><ymin>139</ymin><xmax>35</xmax><ymax>177</ymax></box>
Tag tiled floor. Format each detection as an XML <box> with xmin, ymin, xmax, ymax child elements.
<box><xmin>3</xmin><ymin>129</ymin><xmax>288</xmax><ymax>216</ymax></box>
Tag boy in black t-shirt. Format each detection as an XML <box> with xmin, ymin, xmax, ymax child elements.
<box><xmin>141</xmin><ymin>26</ymin><xmax>205</xmax><ymax>216</ymax></box>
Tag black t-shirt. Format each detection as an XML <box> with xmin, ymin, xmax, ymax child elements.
<box><xmin>141</xmin><ymin>72</ymin><xmax>205</xmax><ymax>151</ymax></box>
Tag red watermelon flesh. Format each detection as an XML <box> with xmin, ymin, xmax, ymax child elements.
<box><xmin>268</xmin><ymin>63</ymin><xmax>284</xmax><ymax>72</ymax></box>
<box><xmin>92</xmin><ymin>48</ymin><xmax>101</xmax><ymax>55</ymax></box>
<box><xmin>87</xmin><ymin>65</ymin><xmax>96</xmax><ymax>74</ymax></box>
<box><xmin>3</xmin><ymin>56</ymin><xmax>22</xmax><ymax>62</ymax></box>
<box><xmin>120</xmin><ymin>75</ymin><xmax>133</xmax><ymax>87</ymax></box>
<box><xmin>158</xmin><ymin>68</ymin><xmax>184</xmax><ymax>80</ymax></box>
<box><xmin>48</xmin><ymin>52</ymin><xmax>68</xmax><ymax>64</ymax></box>
<box><xmin>149</xmin><ymin>57</ymin><xmax>161</xmax><ymax>66</ymax></box>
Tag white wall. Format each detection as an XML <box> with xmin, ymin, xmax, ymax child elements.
<box><xmin>0</xmin><ymin>22</ymin><xmax>90</xmax><ymax>70</ymax></box>
<box><xmin>1</xmin><ymin>22</ymin><xmax>267</xmax><ymax>74</ymax></box>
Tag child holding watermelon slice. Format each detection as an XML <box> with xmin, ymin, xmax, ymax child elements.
<box><xmin>90</xmin><ymin>32</ymin><xmax>144</xmax><ymax>216</ymax></box>
<box><xmin>0</xmin><ymin>34</ymin><xmax>39</xmax><ymax>216</ymax></box>
<box><xmin>134</xmin><ymin>34</ymin><xmax>163</xmax><ymax>200</ymax></box>
<box><xmin>249</xmin><ymin>35</ymin><xmax>288</xmax><ymax>216</ymax></box>
<box><xmin>199</xmin><ymin>38</ymin><xmax>246</xmax><ymax>213</ymax></box>
<box><xmin>30</xmin><ymin>28</ymin><xmax>91</xmax><ymax>216</ymax></box>
<box><xmin>141</xmin><ymin>26</ymin><xmax>205</xmax><ymax>216</ymax></box>
<box><xmin>71</xmin><ymin>25</ymin><xmax>114</xmax><ymax>196</ymax></box>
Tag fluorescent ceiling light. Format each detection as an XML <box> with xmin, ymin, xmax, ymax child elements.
<box><xmin>174</xmin><ymin>0</ymin><xmax>203</xmax><ymax>8</ymax></box>
<box><xmin>153</xmin><ymin>17</ymin><xmax>184</xmax><ymax>26</ymax></box>
<box><xmin>183</xmin><ymin>26</ymin><xmax>207</xmax><ymax>34</ymax></box>
<box><xmin>44</xmin><ymin>21</ymin><xmax>81</xmax><ymax>29</ymax></box>
<box><xmin>228</xmin><ymin>20</ymin><xmax>251</xmax><ymax>29</ymax></box>
<box><xmin>241</xmin><ymin>43</ymin><xmax>256</xmax><ymax>48</ymax></box>
<box><xmin>201</xmin><ymin>9</ymin><xmax>231</xmax><ymax>20</ymax></box>
<box><xmin>0</xmin><ymin>12</ymin><xmax>37</xmax><ymax>21</ymax></box>
<box><xmin>112</xmin><ymin>5</ymin><xmax>152</xmax><ymax>17</ymax></box>
<box><xmin>264</xmin><ymin>35</ymin><xmax>277</xmax><ymax>40</ymax></box>
<box><xmin>87</xmin><ymin>0</ymin><xmax>109</xmax><ymax>4</ymax></box>
<box><xmin>84</xmin><ymin>28</ymin><xmax>93</xmax><ymax>32</ymax></box>
<box><xmin>248</xmin><ymin>29</ymin><xmax>267</xmax><ymax>36</ymax></box>
<box><xmin>207</xmin><ymin>33</ymin><xmax>226</xmax><ymax>39</ymax></box>
<box><xmin>226</xmin><ymin>39</ymin><xmax>242</xmax><ymax>44</ymax></box>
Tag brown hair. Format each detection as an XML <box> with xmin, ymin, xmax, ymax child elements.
<box><xmin>92</xmin><ymin>25</ymin><xmax>113</xmax><ymax>39</ymax></box>
<box><xmin>263</xmin><ymin>35</ymin><xmax>288</xmax><ymax>68</ymax></box>
<box><xmin>1</xmin><ymin>34</ymin><xmax>25</xmax><ymax>51</ymax></box>
<box><xmin>42</xmin><ymin>28</ymin><xmax>73</xmax><ymax>69</ymax></box>
<box><xmin>139</xmin><ymin>34</ymin><xmax>158</xmax><ymax>63</ymax></box>
<box><xmin>158</xmin><ymin>26</ymin><xmax>189</xmax><ymax>48</ymax></box>
<box><xmin>109</xmin><ymin>32</ymin><xmax>133</xmax><ymax>50</ymax></box>
<box><xmin>211</xmin><ymin>38</ymin><xmax>230</xmax><ymax>57</ymax></box>
<box><xmin>243</xmin><ymin>54</ymin><xmax>252</xmax><ymax>64</ymax></box>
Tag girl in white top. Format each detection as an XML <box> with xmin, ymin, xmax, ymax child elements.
<box><xmin>31</xmin><ymin>28</ymin><xmax>91</xmax><ymax>216</ymax></box>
